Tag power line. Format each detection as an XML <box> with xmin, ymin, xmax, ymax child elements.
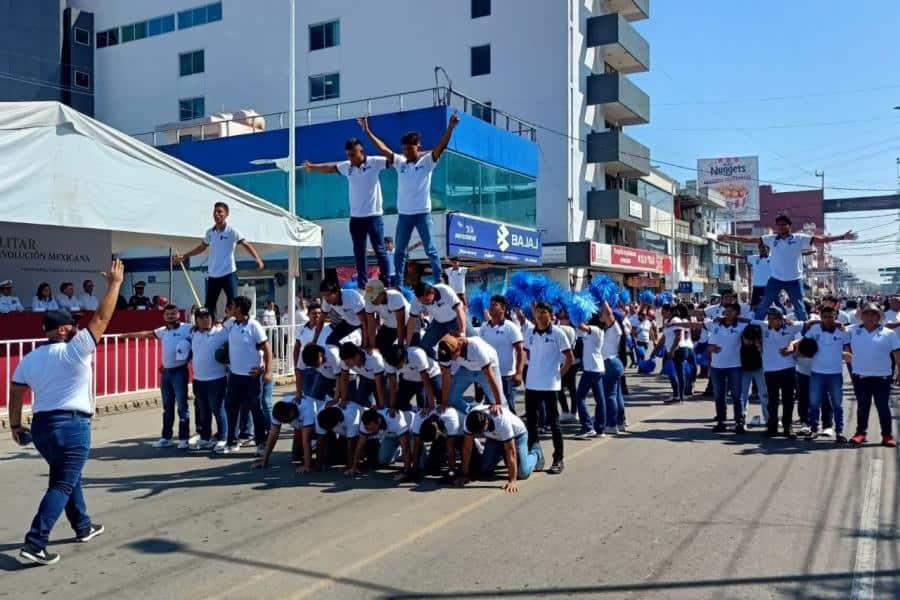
<box><xmin>0</xmin><ymin>70</ymin><xmax>93</xmax><ymax>96</ymax></box>
<box><xmin>652</xmin><ymin>116</ymin><xmax>900</xmax><ymax>133</ymax></box>
<box><xmin>653</xmin><ymin>82</ymin><xmax>900</xmax><ymax>107</ymax></box>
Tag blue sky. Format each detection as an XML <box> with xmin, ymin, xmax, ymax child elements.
<box><xmin>630</xmin><ymin>1</ymin><xmax>900</xmax><ymax>282</ymax></box>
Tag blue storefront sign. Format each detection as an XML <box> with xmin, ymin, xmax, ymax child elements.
<box><xmin>678</xmin><ymin>281</ymin><xmax>693</xmax><ymax>294</ymax></box>
<box><xmin>446</xmin><ymin>213</ymin><xmax>542</xmax><ymax>265</ymax></box>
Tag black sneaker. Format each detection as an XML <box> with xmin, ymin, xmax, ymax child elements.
<box><xmin>712</xmin><ymin>422</ymin><xmax>728</xmax><ymax>433</ymax></box>
<box><xmin>835</xmin><ymin>434</ymin><xmax>848</xmax><ymax>444</ymax></box>
<box><xmin>735</xmin><ymin>423</ymin><xmax>747</xmax><ymax>435</ymax></box>
<box><xmin>20</xmin><ymin>544</ymin><xmax>60</xmax><ymax>565</ymax></box>
<box><xmin>77</xmin><ymin>523</ymin><xmax>105</xmax><ymax>543</ymax></box>
<box><xmin>547</xmin><ymin>459</ymin><xmax>564</xmax><ymax>475</ymax></box>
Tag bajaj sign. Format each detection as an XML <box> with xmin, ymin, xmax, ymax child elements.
<box><xmin>447</xmin><ymin>213</ymin><xmax>542</xmax><ymax>265</ymax></box>
<box><xmin>697</xmin><ymin>156</ymin><xmax>759</xmax><ymax>222</ymax></box>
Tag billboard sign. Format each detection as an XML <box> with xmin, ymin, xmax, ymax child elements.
<box><xmin>446</xmin><ymin>213</ymin><xmax>542</xmax><ymax>265</ymax></box>
<box><xmin>697</xmin><ymin>156</ymin><xmax>759</xmax><ymax>222</ymax></box>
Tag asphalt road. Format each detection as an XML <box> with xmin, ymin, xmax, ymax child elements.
<box><xmin>1</xmin><ymin>374</ymin><xmax>897</xmax><ymax>600</ymax></box>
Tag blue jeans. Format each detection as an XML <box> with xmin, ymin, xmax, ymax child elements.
<box><xmin>377</xmin><ymin>434</ymin><xmax>405</xmax><ymax>465</ymax></box>
<box><xmin>740</xmin><ymin>368</ymin><xmax>770</xmax><ymax>422</ymax></box>
<box><xmin>710</xmin><ymin>366</ymin><xmax>743</xmax><ymax>423</ymax></box>
<box><xmin>602</xmin><ymin>357</ymin><xmax>625</xmax><ymax>428</ymax></box>
<box><xmin>501</xmin><ymin>375</ymin><xmax>517</xmax><ymax>414</ymax></box>
<box><xmin>26</xmin><ymin>412</ymin><xmax>93</xmax><ymax>550</ymax></box>
<box><xmin>419</xmin><ymin>319</ymin><xmax>459</xmax><ymax>359</ymax></box>
<box><xmin>851</xmin><ymin>375</ymin><xmax>893</xmax><ymax>436</ymax></box>
<box><xmin>349</xmin><ymin>215</ymin><xmax>390</xmax><ymax>288</ymax></box>
<box><xmin>754</xmin><ymin>277</ymin><xmax>807</xmax><ymax>321</ymax></box>
<box><xmin>575</xmin><ymin>370</ymin><xmax>606</xmax><ymax>433</ymax></box>
<box><xmin>394</xmin><ymin>212</ymin><xmax>442</xmax><ymax>285</ymax></box>
<box><xmin>671</xmin><ymin>347</ymin><xmax>696</xmax><ymax>401</ymax></box>
<box><xmin>193</xmin><ymin>377</ymin><xmax>228</xmax><ymax>441</ymax></box>
<box><xmin>809</xmin><ymin>372</ymin><xmax>844</xmax><ymax>432</ymax></box>
<box><xmin>226</xmin><ymin>374</ymin><xmax>269</xmax><ymax>445</ymax></box>
<box><xmin>161</xmin><ymin>365</ymin><xmax>190</xmax><ymax>440</ymax></box>
<box><xmin>448</xmin><ymin>365</ymin><xmax>504</xmax><ymax>413</ymax></box>
<box><xmin>478</xmin><ymin>433</ymin><xmax>542</xmax><ymax>479</ymax></box>
<box><xmin>205</xmin><ymin>272</ymin><xmax>237</xmax><ymax>317</ymax></box>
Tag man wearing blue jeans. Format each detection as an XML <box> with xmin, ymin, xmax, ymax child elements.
<box><xmin>174</xmin><ymin>201</ymin><xmax>265</xmax><ymax>317</ymax></box>
<box><xmin>9</xmin><ymin>258</ymin><xmax>124</xmax><ymax>565</ymax></box>
<box><xmin>719</xmin><ymin>213</ymin><xmax>856</xmax><ymax>321</ymax></box>
<box><xmin>406</xmin><ymin>281</ymin><xmax>466</xmax><ymax>358</ymax></box>
<box><xmin>703</xmin><ymin>303</ymin><xmax>748</xmax><ymax>433</ymax></box>
<box><xmin>122</xmin><ymin>305</ymin><xmax>194</xmax><ymax>449</ymax></box>
<box><xmin>437</xmin><ymin>333</ymin><xmax>505</xmax><ymax>414</ymax></box>
<box><xmin>358</xmin><ymin>113</ymin><xmax>460</xmax><ymax>286</ymax></box>
<box><xmin>304</xmin><ymin>134</ymin><xmax>391</xmax><ymax>288</ymax></box>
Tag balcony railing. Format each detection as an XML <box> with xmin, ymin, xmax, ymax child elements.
<box><xmin>586</xmin><ymin>13</ymin><xmax>650</xmax><ymax>74</ymax></box>
<box><xmin>586</xmin><ymin>72</ymin><xmax>650</xmax><ymax>126</ymax></box>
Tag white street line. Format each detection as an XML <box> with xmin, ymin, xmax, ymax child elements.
<box><xmin>849</xmin><ymin>456</ymin><xmax>883</xmax><ymax>600</ymax></box>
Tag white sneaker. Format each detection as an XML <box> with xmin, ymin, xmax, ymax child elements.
<box><xmin>573</xmin><ymin>429</ymin><xmax>597</xmax><ymax>440</ymax></box>
<box><xmin>226</xmin><ymin>443</ymin><xmax>241</xmax><ymax>453</ymax></box>
<box><xmin>177</xmin><ymin>440</ymin><xmax>190</xmax><ymax>450</ymax></box>
<box><xmin>821</xmin><ymin>427</ymin><xmax>835</xmax><ymax>438</ymax></box>
<box><xmin>750</xmin><ymin>415</ymin><xmax>763</xmax><ymax>427</ymax></box>
<box><xmin>212</xmin><ymin>441</ymin><xmax>228</xmax><ymax>454</ymax></box>
<box><xmin>152</xmin><ymin>438</ymin><xmax>175</xmax><ymax>448</ymax></box>
<box><xmin>197</xmin><ymin>439</ymin><xmax>215</xmax><ymax>450</ymax></box>
<box><xmin>604</xmin><ymin>426</ymin><xmax>619</xmax><ymax>435</ymax></box>
<box><xmin>797</xmin><ymin>425</ymin><xmax>811</xmax><ymax>436</ymax></box>
<box><xmin>188</xmin><ymin>434</ymin><xmax>202</xmax><ymax>447</ymax></box>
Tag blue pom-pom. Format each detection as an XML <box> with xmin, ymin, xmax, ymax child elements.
<box><xmin>504</xmin><ymin>287</ymin><xmax>530</xmax><ymax>311</ymax></box>
<box><xmin>467</xmin><ymin>292</ymin><xmax>490</xmax><ymax>320</ymax></box>
<box><xmin>541</xmin><ymin>279</ymin><xmax>565</xmax><ymax>309</ymax></box>
<box><xmin>618</xmin><ymin>289</ymin><xmax>632</xmax><ymax>305</ymax></box>
<box><xmin>510</xmin><ymin>271</ymin><xmax>535</xmax><ymax>293</ymax></box>
<box><xmin>639</xmin><ymin>290</ymin><xmax>655</xmax><ymax>306</ymax></box>
<box><xmin>565</xmin><ymin>291</ymin><xmax>599</xmax><ymax>326</ymax></box>
<box><xmin>654</xmin><ymin>291</ymin><xmax>674</xmax><ymax>307</ymax></box>
<box><xmin>637</xmin><ymin>359</ymin><xmax>656</xmax><ymax>374</ymax></box>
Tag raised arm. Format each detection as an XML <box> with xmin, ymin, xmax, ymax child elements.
<box><xmin>718</xmin><ymin>233</ymin><xmax>762</xmax><ymax>245</ymax></box>
<box><xmin>431</xmin><ymin>112</ymin><xmax>460</xmax><ymax>162</ymax></box>
<box><xmin>358</xmin><ymin>116</ymin><xmax>394</xmax><ymax>162</ymax></box>
<box><xmin>89</xmin><ymin>259</ymin><xmax>125</xmax><ymax>341</ymax></box>
<box><xmin>811</xmin><ymin>231</ymin><xmax>857</xmax><ymax>244</ymax></box>
<box><xmin>715</xmin><ymin>252</ymin><xmax>746</xmax><ymax>261</ymax></box>
<box><xmin>303</xmin><ymin>160</ymin><xmax>340</xmax><ymax>174</ymax></box>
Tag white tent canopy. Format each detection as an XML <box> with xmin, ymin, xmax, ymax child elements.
<box><xmin>0</xmin><ymin>101</ymin><xmax>321</xmax><ymax>254</ymax></box>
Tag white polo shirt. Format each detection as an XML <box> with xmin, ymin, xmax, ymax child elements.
<box><xmin>410</xmin><ymin>284</ymin><xmax>461</xmax><ymax>324</ymax></box>
<box><xmin>359</xmin><ymin>408</ymin><xmax>412</xmax><ymax>437</ymax></box>
<box><xmin>442</xmin><ymin>336</ymin><xmax>499</xmax><ymax>373</ymax></box>
<box><xmin>204</xmin><ymin>224</ymin><xmax>243</xmax><ymax>278</ymax></box>
<box><xmin>635</xmin><ymin>320</ymin><xmax>652</xmax><ymax>343</ymax></box>
<box><xmin>365</xmin><ymin>289</ymin><xmax>409</xmax><ymax>329</ymax></box>
<box><xmin>464</xmin><ymin>405</ymin><xmax>527</xmax><ymax>442</ymax></box>
<box><xmin>848</xmin><ymin>325</ymin><xmax>900</xmax><ymax>377</ymax></box>
<box><xmin>32</xmin><ymin>297</ymin><xmax>59</xmax><ymax>312</ymax></box>
<box><xmin>322</xmin><ymin>289</ymin><xmax>366</xmax><ymax>327</ymax></box>
<box><xmin>0</xmin><ymin>295</ymin><xmax>24</xmax><ymax>313</ymax></box>
<box><xmin>601</xmin><ymin>321</ymin><xmax>623</xmax><ymax>360</ymax></box>
<box><xmin>524</xmin><ymin>325</ymin><xmax>572</xmax><ymax>391</ymax></box>
<box><xmin>479</xmin><ymin>319</ymin><xmax>524</xmax><ymax>376</ymax></box>
<box><xmin>315</xmin><ymin>402</ymin><xmax>361</xmax><ymax>438</ymax></box>
<box><xmin>12</xmin><ymin>329</ymin><xmax>96</xmax><ymax>414</ymax></box>
<box><xmin>750</xmin><ymin>320</ymin><xmax>802</xmax><ymax>372</ymax></box>
<box><xmin>578</xmin><ymin>326</ymin><xmax>605</xmax><ymax>373</ymax></box>
<box><xmin>317</xmin><ymin>344</ymin><xmax>344</xmax><ymax>380</ymax></box>
<box><xmin>761</xmin><ymin>233</ymin><xmax>812</xmax><ymax>282</ymax></box>
<box><xmin>393</xmin><ymin>152</ymin><xmax>436</xmax><ymax>215</ymax></box>
<box><xmin>446</xmin><ymin>267</ymin><xmax>468</xmax><ymax>294</ymax></box>
<box><xmin>56</xmin><ymin>294</ymin><xmax>81</xmax><ymax>312</ymax></box>
<box><xmin>79</xmin><ymin>294</ymin><xmax>99</xmax><ymax>311</ymax></box>
<box><xmin>747</xmin><ymin>254</ymin><xmax>772</xmax><ymax>287</ymax></box>
<box><xmin>336</xmin><ymin>156</ymin><xmax>387</xmax><ymax>217</ymax></box>
<box><xmin>704</xmin><ymin>319</ymin><xmax>747</xmax><ymax>369</ymax></box>
<box><xmin>295</xmin><ymin>322</ymin><xmax>322</xmax><ymax>370</ymax></box>
<box><xmin>154</xmin><ymin>323</ymin><xmax>193</xmax><ymax>369</ymax></box>
<box><xmin>411</xmin><ymin>407</ymin><xmax>463</xmax><ymax>437</ymax></box>
<box><xmin>804</xmin><ymin>323</ymin><xmax>849</xmax><ymax>375</ymax></box>
<box><xmin>227</xmin><ymin>318</ymin><xmax>267</xmax><ymax>376</ymax></box>
<box><xmin>385</xmin><ymin>346</ymin><xmax>441</xmax><ymax>382</ymax></box>
<box><xmin>190</xmin><ymin>326</ymin><xmax>229</xmax><ymax>381</ymax></box>
<box><xmin>342</xmin><ymin>351</ymin><xmax>386</xmax><ymax>380</ymax></box>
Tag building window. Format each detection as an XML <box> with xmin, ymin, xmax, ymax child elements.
<box><xmin>179</xmin><ymin>50</ymin><xmax>205</xmax><ymax>77</ymax></box>
<box><xmin>472</xmin><ymin>101</ymin><xmax>493</xmax><ymax>124</ymax></box>
<box><xmin>74</xmin><ymin>27</ymin><xmax>90</xmax><ymax>46</ymax></box>
<box><xmin>121</xmin><ymin>24</ymin><xmax>135</xmax><ymax>43</ymax></box>
<box><xmin>471</xmin><ymin>0</ymin><xmax>491</xmax><ymax>18</ymax></box>
<box><xmin>179</xmin><ymin>3</ymin><xmax>221</xmax><ymax>30</ymax></box>
<box><xmin>134</xmin><ymin>21</ymin><xmax>147</xmax><ymax>40</ymax></box>
<box><xmin>309</xmin><ymin>20</ymin><xmax>340</xmax><ymax>51</ymax></box>
<box><xmin>309</xmin><ymin>73</ymin><xmax>340</xmax><ymax>102</ymax></box>
<box><xmin>179</xmin><ymin>97</ymin><xmax>205</xmax><ymax>121</ymax></box>
<box><xmin>471</xmin><ymin>44</ymin><xmax>490</xmax><ymax>76</ymax></box>
<box><xmin>148</xmin><ymin>15</ymin><xmax>175</xmax><ymax>36</ymax></box>
<box><xmin>96</xmin><ymin>28</ymin><xmax>118</xmax><ymax>48</ymax></box>
<box><xmin>73</xmin><ymin>71</ymin><xmax>91</xmax><ymax>89</ymax></box>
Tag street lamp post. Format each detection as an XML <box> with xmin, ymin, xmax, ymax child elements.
<box><xmin>287</xmin><ymin>0</ymin><xmax>298</xmax><ymax>336</ymax></box>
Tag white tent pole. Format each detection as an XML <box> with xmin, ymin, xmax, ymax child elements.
<box><xmin>287</xmin><ymin>0</ymin><xmax>298</xmax><ymax>335</ymax></box>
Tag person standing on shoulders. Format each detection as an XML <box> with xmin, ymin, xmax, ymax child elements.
<box><xmin>304</xmin><ymin>133</ymin><xmax>391</xmax><ymax>288</ymax></box>
<box><xmin>122</xmin><ymin>305</ymin><xmax>195</xmax><ymax>449</ymax></box>
<box><xmin>9</xmin><ymin>259</ymin><xmax>124</xmax><ymax>565</ymax></box>
<box><xmin>79</xmin><ymin>280</ymin><xmax>99</xmax><ymax>312</ymax></box>
<box><xmin>174</xmin><ymin>202</ymin><xmax>265</xmax><ymax>316</ymax></box>
<box><xmin>358</xmin><ymin>113</ymin><xmax>459</xmax><ymax>286</ymax></box>
<box><xmin>0</xmin><ymin>279</ymin><xmax>24</xmax><ymax>313</ymax></box>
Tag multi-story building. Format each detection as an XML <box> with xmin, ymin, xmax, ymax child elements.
<box><xmin>0</xmin><ymin>0</ymin><xmax>94</xmax><ymax>115</ymax></box>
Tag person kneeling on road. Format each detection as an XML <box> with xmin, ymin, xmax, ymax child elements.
<box><xmin>347</xmin><ymin>407</ymin><xmax>414</xmax><ymax>480</ymax></box>
<box><xmin>314</xmin><ymin>404</ymin><xmax>362</xmax><ymax>470</ymax></box>
<box><xmin>410</xmin><ymin>406</ymin><xmax>464</xmax><ymax>481</ymax></box>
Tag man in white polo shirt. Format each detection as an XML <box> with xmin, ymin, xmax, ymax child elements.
<box><xmin>9</xmin><ymin>259</ymin><xmax>124</xmax><ymax>566</ymax></box>
<box><xmin>407</xmin><ymin>280</ymin><xmax>467</xmax><ymax>358</ymax></box>
<box><xmin>363</xmin><ymin>280</ymin><xmax>409</xmax><ymax>354</ymax></box>
<box><xmin>720</xmin><ymin>213</ymin><xmax>856</xmax><ymax>322</ymax></box>
<box><xmin>437</xmin><ymin>333</ymin><xmax>505</xmax><ymax>414</ymax></box>
<box><xmin>304</xmin><ymin>134</ymin><xmax>392</xmax><ymax>288</ymax></box>
<box><xmin>703</xmin><ymin>303</ymin><xmax>748</xmax><ymax>433</ymax></box>
<box><xmin>479</xmin><ymin>295</ymin><xmax>525</xmax><ymax>413</ymax></box>
<box><xmin>316</xmin><ymin>279</ymin><xmax>367</xmax><ymax>347</ymax></box>
<box><xmin>78</xmin><ymin>279</ymin><xmax>99</xmax><ymax>312</ymax></box>
<box><xmin>523</xmin><ymin>301</ymin><xmax>574</xmax><ymax>475</ymax></box>
<box><xmin>122</xmin><ymin>304</ymin><xmax>195</xmax><ymax>449</ymax></box>
<box><xmin>338</xmin><ymin>341</ymin><xmax>387</xmax><ymax>408</ymax></box>
<box><xmin>174</xmin><ymin>201</ymin><xmax>265</xmax><ymax>317</ymax></box>
<box><xmin>358</xmin><ymin>113</ymin><xmax>460</xmax><ymax>286</ymax></box>
<box><xmin>846</xmin><ymin>303</ymin><xmax>900</xmax><ymax>447</ymax></box>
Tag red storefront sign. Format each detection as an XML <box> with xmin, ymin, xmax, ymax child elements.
<box><xmin>611</xmin><ymin>245</ymin><xmax>668</xmax><ymax>273</ymax></box>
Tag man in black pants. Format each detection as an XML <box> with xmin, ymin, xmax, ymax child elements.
<box><xmin>523</xmin><ymin>302</ymin><xmax>574</xmax><ymax>475</ymax></box>
<box><xmin>754</xmin><ymin>308</ymin><xmax>802</xmax><ymax>438</ymax></box>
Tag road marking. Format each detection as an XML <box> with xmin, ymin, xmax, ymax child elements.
<box><xmin>849</xmin><ymin>456</ymin><xmax>883</xmax><ymax>600</ymax></box>
<box><xmin>288</xmin><ymin>406</ymin><xmax>670</xmax><ymax>599</ymax></box>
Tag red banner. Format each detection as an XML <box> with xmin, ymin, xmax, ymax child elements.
<box><xmin>335</xmin><ymin>266</ymin><xmax>380</xmax><ymax>286</ymax></box>
<box><xmin>611</xmin><ymin>245</ymin><xmax>667</xmax><ymax>273</ymax></box>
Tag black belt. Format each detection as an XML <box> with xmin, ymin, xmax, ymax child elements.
<box><xmin>33</xmin><ymin>409</ymin><xmax>93</xmax><ymax>419</ymax></box>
